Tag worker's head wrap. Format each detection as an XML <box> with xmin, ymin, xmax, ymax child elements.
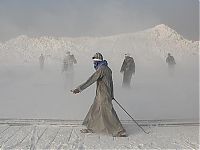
<box><xmin>92</xmin><ymin>52</ymin><xmax>107</xmax><ymax>70</ymax></box>
<box><xmin>93</xmin><ymin>60</ymin><xmax>108</xmax><ymax>70</ymax></box>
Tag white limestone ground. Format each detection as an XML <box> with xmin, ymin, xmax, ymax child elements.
<box><xmin>0</xmin><ymin>120</ymin><xmax>199</xmax><ymax>149</ymax></box>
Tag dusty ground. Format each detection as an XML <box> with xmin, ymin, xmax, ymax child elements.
<box><xmin>0</xmin><ymin>119</ymin><xmax>199</xmax><ymax>149</ymax></box>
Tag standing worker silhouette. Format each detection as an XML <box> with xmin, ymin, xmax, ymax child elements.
<box><xmin>39</xmin><ymin>54</ymin><xmax>45</xmax><ymax>71</ymax></box>
<box><xmin>166</xmin><ymin>53</ymin><xmax>176</xmax><ymax>76</ymax></box>
<box><xmin>62</xmin><ymin>51</ymin><xmax>77</xmax><ymax>89</ymax></box>
<box><xmin>120</xmin><ymin>53</ymin><xmax>135</xmax><ymax>88</ymax></box>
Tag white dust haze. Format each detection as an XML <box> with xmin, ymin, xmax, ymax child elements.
<box><xmin>0</xmin><ymin>25</ymin><xmax>198</xmax><ymax>121</ymax></box>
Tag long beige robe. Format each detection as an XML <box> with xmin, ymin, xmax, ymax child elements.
<box><xmin>77</xmin><ymin>65</ymin><xmax>125</xmax><ymax>136</ymax></box>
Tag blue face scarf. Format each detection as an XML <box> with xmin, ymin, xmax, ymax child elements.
<box><xmin>93</xmin><ymin>60</ymin><xmax>108</xmax><ymax>70</ymax></box>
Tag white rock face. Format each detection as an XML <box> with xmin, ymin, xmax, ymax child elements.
<box><xmin>0</xmin><ymin>24</ymin><xmax>198</xmax><ymax>64</ymax></box>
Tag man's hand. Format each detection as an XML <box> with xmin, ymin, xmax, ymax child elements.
<box><xmin>71</xmin><ymin>89</ymin><xmax>80</xmax><ymax>94</ymax></box>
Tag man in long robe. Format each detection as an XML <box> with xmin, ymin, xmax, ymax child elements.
<box><xmin>120</xmin><ymin>54</ymin><xmax>135</xmax><ymax>88</ymax></box>
<box><xmin>71</xmin><ymin>52</ymin><xmax>126</xmax><ymax>137</ymax></box>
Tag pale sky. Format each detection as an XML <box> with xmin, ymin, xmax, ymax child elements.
<box><xmin>0</xmin><ymin>0</ymin><xmax>199</xmax><ymax>41</ymax></box>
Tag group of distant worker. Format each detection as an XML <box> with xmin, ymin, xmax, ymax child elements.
<box><xmin>38</xmin><ymin>51</ymin><xmax>176</xmax><ymax>89</ymax></box>
<box><xmin>120</xmin><ymin>52</ymin><xmax>176</xmax><ymax>88</ymax></box>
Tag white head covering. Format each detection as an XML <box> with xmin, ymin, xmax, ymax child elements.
<box><xmin>93</xmin><ymin>58</ymin><xmax>102</xmax><ymax>61</ymax></box>
<box><xmin>92</xmin><ymin>52</ymin><xmax>103</xmax><ymax>61</ymax></box>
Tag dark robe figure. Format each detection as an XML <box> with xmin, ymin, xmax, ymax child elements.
<box><xmin>120</xmin><ymin>54</ymin><xmax>135</xmax><ymax>88</ymax></box>
<box><xmin>72</xmin><ymin>53</ymin><xmax>126</xmax><ymax>137</ymax></box>
<box><xmin>166</xmin><ymin>53</ymin><xmax>176</xmax><ymax>76</ymax></box>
